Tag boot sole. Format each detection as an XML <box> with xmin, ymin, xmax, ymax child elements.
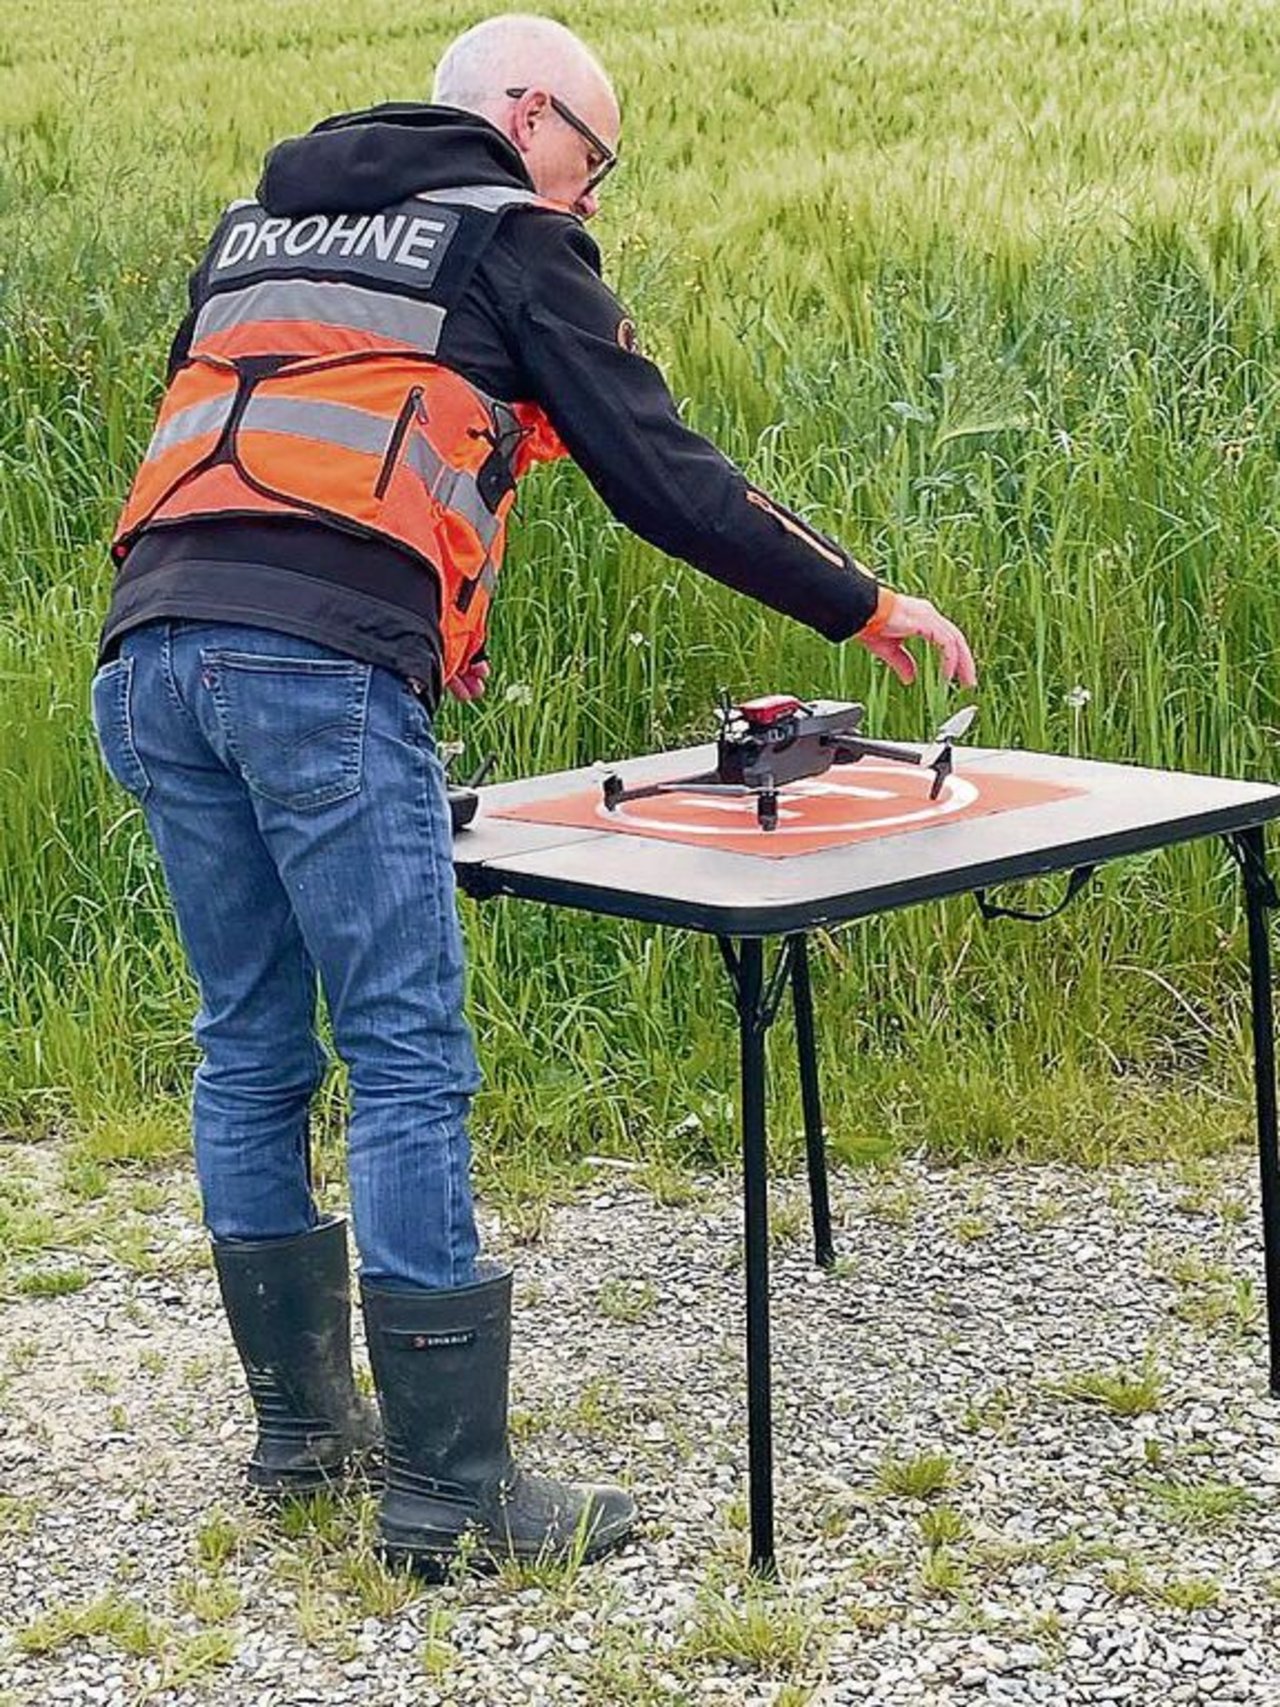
<box><xmin>379</xmin><ymin>1519</ymin><xmax>635</xmax><ymax>1580</ymax></box>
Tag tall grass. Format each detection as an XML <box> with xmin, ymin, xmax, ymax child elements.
<box><xmin>3</xmin><ymin>0</ymin><xmax>1278</xmax><ymax>1165</ymax></box>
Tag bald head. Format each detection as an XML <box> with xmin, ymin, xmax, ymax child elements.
<box><xmin>434</xmin><ymin>14</ymin><xmax>620</xmax><ymax>219</ymax></box>
<box><xmin>433</xmin><ymin>14</ymin><xmax>616</xmax><ymax>124</ymax></box>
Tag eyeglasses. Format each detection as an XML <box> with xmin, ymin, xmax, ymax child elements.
<box><xmin>505</xmin><ymin>87</ymin><xmax>619</xmax><ymax>195</ymax></box>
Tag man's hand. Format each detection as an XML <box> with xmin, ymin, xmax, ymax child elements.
<box><xmin>856</xmin><ymin>593</ymin><xmax>977</xmax><ymax>687</ymax></box>
<box><xmin>447</xmin><ymin>661</ymin><xmax>491</xmax><ymax>703</ymax></box>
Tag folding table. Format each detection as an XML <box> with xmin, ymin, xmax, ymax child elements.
<box><xmin>452</xmin><ymin>742</ymin><xmax>1280</xmax><ymax>1573</ymax></box>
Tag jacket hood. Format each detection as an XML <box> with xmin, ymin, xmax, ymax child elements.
<box><xmin>258</xmin><ymin>104</ymin><xmax>535</xmax><ymax>216</ymax></box>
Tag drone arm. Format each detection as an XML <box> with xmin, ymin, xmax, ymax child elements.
<box><xmin>603</xmin><ymin>768</ymin><xmax>720</xmax><ymax>809</ymax></box>
<box><xmin>829</xmin><ymin>733</ymin><xmax>960</xmax><ymax>800</ymax></box>
<box><xmin>831</xmin><ymin>737</ymin><xmax>924</xmax><ymax>767</ymax></box>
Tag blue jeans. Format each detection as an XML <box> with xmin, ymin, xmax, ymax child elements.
<box><xmin>90</xmin><ymin>620</ymin><xmax>480</xmax><ymax>1289</ymax></box>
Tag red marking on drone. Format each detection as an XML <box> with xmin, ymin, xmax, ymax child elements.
<box><xmin>736</xmin><ymin>694</ymin><xmax>806</xmax><ymax>726</ymax></box>
<box><xmin>493</xmin><ymin>763</ymin><xmax>1083</xmax><ymax>859</ymax></box>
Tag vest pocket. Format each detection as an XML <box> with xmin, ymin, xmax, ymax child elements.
<box><xmin>375</xmin><ymin>387</ymin><xmax>425</xmax><ymax>499</ymax></box>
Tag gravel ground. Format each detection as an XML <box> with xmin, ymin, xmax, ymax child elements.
<box><xmin>3</xmin><ymin>1150</ymin><xmax>1280</xmax><ymax>1705</ymax></box>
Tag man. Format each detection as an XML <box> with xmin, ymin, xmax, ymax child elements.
<box><xmin>93</xmin><ymin>13</ymin><xmax>977</xmax><ymax>1575</ymax></box>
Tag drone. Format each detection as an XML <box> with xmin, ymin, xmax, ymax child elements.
<box><xmin>601</xmin><ymin>696</ymin><xmax>978</xmax><ymax>832</ymax></box>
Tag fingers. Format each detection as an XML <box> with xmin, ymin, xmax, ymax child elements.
<box><xmin>937</xmin><ymin>619</ymin><xmax>977</xmax><ymax>688</ymax></box>
<box><xmin>952</xmin><ymin>627</ymin><xmax>978</xmax><ymax>689</ymax></box>
<box><xmin>924</xmin><ymin>605</ymin><xmax>977</xmax><ymax>687</ymax></box>
<box><xmin>446</xmin><ymin>663</ymin><xmax>491</xmax><ymax>703</ymax></box>
<box><xmin>860</xmin><ymin>631</ymin><xmax>917</xmax><ymax>684</ymax></box>
<box><xmin>860</xmin><ymin>595</ymin><xmax>978</xmax><ymax>687</ymax></box>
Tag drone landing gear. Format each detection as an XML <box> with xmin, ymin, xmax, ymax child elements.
<box><xmin>602</xmin><ymin>771</ymin><xmax>786</xmax><ymax>830</ymax></box>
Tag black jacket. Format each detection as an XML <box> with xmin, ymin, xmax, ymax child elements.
<box><xmin>102</xmin><ymin>105</ymin><xmax>881</xmax><ymax>700</ymax></box>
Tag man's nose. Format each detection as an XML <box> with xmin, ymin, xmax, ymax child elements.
<box><xmin>574</xmin><ymin>188</ymin><xmax>600</xmax><ymax>220</ymax></box>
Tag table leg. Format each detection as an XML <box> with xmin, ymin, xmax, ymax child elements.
<box><xmin>1234</xmin><ymin>827</ymin><xmax>1280</xmax><ymax>1395</ymax></box>
<box><xmin>789</xmin><ymin>933</ymin><xmax>836</xmax><ymax>1268</ymax></box>
<box><xmin>718</xmin><ymin>935</ymin><xmax>777</xmax><ymax>1576</ymax></box>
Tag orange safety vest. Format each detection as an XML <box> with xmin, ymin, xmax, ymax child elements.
<box><xmin>113</xmin><ymin>186</ymin><xmax>569</xmax><ymax>685</ymax></box>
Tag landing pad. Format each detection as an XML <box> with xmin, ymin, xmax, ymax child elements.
<box><xmin>491</xmin><ymin>760</ymin><xmax>1080</xmax><ymax>859</ymax></box>
<box><xmin>456</xmin><ymin>744</ymin><xmax>1280</xmax><ymax>937</ymax></box>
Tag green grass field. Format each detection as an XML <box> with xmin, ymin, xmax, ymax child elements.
<box><xmin>3</xmin><ymin>0</ymin><xmax>1279</xmax><ymax>1178</ymax></box>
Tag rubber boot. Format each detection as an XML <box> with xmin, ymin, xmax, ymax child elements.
<box><xmin>362</xmin><ymin>1261</ymin><xmax>635</xmax><ymax>1575</ymax></box>
<box><xmin>212</xmin><ymin>1216</ymin><xmax>381</xmax><ymax>1493</ymax></box>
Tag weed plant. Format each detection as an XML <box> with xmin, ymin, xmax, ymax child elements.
<box><xmin>3</xmin><ymin>0</ymin><xmax>1279</xmax><ymax>1172</ymax></box>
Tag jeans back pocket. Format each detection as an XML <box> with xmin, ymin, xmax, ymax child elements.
<box><xmin>91</xmin><ymin>656</ymin><xmax>152</xmax><ymax>802</ymax></box>
<box><xmin>201</xmin><ymin>650</ymin><xmax>370</xmax><ymax>811</ymax></box>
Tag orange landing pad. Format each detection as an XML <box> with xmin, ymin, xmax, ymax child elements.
<box><xmin>490</xmin><ymin>762</ymin><xmax>1085</xmax><ymax>860</ymax></box>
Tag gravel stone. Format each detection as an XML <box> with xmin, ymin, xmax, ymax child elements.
<box><xmin>4</xmin><ymin>1153</ymin><xmax>1280</xmax><ymax>1704</ymax></box>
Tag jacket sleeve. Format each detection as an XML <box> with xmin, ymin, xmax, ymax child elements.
<box><xmin>506</xmin><ymin>214</ymin><xmax>881</xmax><ymax>641</ymax></box>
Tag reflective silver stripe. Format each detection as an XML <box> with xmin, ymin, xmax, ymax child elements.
<box><xmin>413</xmin><ymin>185</ymin><xmax>542</xmax><ymax>212</ymax></box>
<box><xmin>145</xmin><ymin>394</ymin><xmax>234</xmax><ymax>460</ymax></box>
<box><xmin>193</xmin><ymin>280</ymin><xmax>446</xmax><ymax>352</ymax></box>
<box><xmin>240</xmin><ymin>396</ymin><xmax>391</xmax><ymax>457</ymax></box>
<box><xmin>404</xmin><ymin>439</ymin><xmax>502</xmax><ymax>549</ymax></box>
<box><xmin>235</xmin><ymin>393</ymin><xmax>503</xmax><ymax>548</ymax></box>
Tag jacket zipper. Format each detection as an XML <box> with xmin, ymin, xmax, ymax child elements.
<box><xmin>745</xmin><ymin>488</ymin><xmax>844</xmax><ymax>568</ymax></box>
<box><xmin>375</xmin><ymin>386</ymin><xmax>425</xmax><ymax>499</ymax></box>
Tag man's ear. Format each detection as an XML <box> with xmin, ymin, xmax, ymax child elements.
<box><xmin>512</xmin><ymin>89</ymin><xmax>549</xmax><ymax>151</ymax></box>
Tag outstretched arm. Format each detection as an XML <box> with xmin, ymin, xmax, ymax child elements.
<box><xmin>507</xmin><ymin>214</ymin><xmax>975</xmax><ymax>685</ymax></box>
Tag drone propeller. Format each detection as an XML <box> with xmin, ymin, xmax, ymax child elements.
<box><xmin>920</xmin><ymin>704</ymin><xmax>977</xmax><ymax>764</ymax></box>
<box><xmin>935</xmin><ymin>705</ymin><xmax>978</xmax><ymax>744</ymax></box>
<box><xmin>921</xmin><ymin>704</ymin><xmax>978</xmax><ymax>799</ymax></box>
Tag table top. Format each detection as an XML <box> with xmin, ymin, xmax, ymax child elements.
<box><xmin>453</xmin><ymin>744</ymin><xmax>1280</xmax><ymax>936</ymax></box>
